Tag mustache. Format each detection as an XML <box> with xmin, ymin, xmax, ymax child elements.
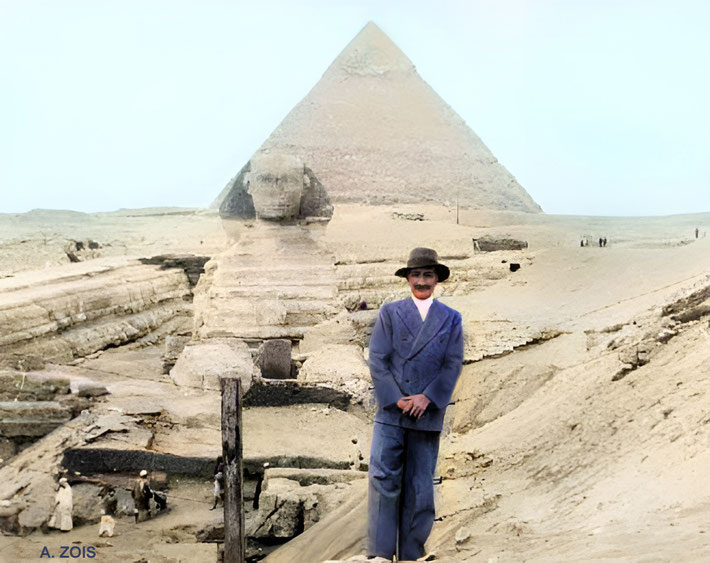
<box><xmin>414</xmin><ymin>285</ymin><xmax>432</xmax><ymax>290</ymax></box>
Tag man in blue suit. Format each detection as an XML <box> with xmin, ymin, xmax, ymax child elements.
<box><xmin>367</xmin><ymin>247</ymin><xmax>464</xmax><ymax>561</ymax></box>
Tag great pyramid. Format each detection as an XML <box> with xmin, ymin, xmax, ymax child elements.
<box><xmin>220</xmin><ymin>22</ymin><xmax>541</xmax><ymax>213</ymax></box>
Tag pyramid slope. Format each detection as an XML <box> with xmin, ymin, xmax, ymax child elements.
<box><xmin>257</xmin><ymin>22</ymin><xmax>541</xmax><ymax>212</ymax></box>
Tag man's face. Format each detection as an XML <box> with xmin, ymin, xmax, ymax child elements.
<box><xmin>407</xmin><ymin>267</ymin><xmax>438</xmax><ymax>300</ymax></box>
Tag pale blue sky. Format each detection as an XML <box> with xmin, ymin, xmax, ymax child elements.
<box><xmin>1</xmin><ymin>0</ymin><xmax>708</xmax><ymax>216</ymax></box>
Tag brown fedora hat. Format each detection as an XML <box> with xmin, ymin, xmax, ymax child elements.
<box><xmin>395</xmin><ymin>247</ymin><xmax>450</xmax><ymax>282</ymax></box>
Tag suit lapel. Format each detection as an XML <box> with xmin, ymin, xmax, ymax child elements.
<box><xmin>395</xmin><ymin>298</ymin><xmax>423</xmax><ymax>339</ymax></box>
<box><xmin>407</xmin><ymin>300</ymin><xmax>447</xmax><ymax>359</ymax></box>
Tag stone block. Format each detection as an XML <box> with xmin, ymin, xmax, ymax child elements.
<box><xmin>300</xmin><ymin>314</ymin><xmax>355</xmax><ymax>355</ymax></box>
<box><xmin>76</xmin><ymin>382</ymin><xmax>109</xmax><ymax>397</ymax></box>
<box><xmin>258</xmin><ymin>339</ymin><xmax>292</xmax><ymax>379</ymax></box>
<box><xmin>114</xmin><ymin>488</ymin><xmax>136</xmax><ymax>517</ymax></box>
<box><xmin>247</xmin><ymin>478</ymin><xmax>313</xmax><ymax>538</ymax></box>
<box><xmin>169</xmin><ymin>340</ymin><xmax>258</xmax><ymax>392</ymax></box>
<box><xmin>248</xmin><ymin>476</ymin><xmax>361</xmax><ymax>540</ymax></box>
<box><xmin>298</xmin><ymin>345</ymin><xmax>374</xmax><ymax>409</ymax></box>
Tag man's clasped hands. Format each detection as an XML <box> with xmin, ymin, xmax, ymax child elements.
<box><xmin>396</xmin><ymin>394</ymin><xmax>431</xmax><ymax>419</ymax></box>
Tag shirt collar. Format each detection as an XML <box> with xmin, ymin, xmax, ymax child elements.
<box><xmin>411</xmin><ymin>295</ymin><xmax>434</xmax><ymax>320</ymax></box>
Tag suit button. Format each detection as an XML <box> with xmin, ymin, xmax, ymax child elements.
<box><xmin>405</xmin><ymin>379</ymin><xmax>410</xmax><ymax>383</ymax></box>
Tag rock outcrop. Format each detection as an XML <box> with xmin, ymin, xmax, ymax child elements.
<box><xmin>248</xmin><ymin>468</ymin><xmax>366</xmax><ymax>541</ymax></box>
<box><xmin>0</xmin><ymin>401</ymin><xmax>72</xmax><ymax>438</ymax></box>
<box><xmin>473</xmin><ymin>235</ymin><xmax>529</xmax><ymax>252</ymax></box>
<box><xmin>0</xmin><ymin>258</ymin><xmax>192</xmax><ymax>364</ymax></box>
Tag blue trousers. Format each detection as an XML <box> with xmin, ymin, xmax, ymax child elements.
<box><xmin>367</xmin><ymin>422</ymin><xmax>440</xmax><ymax>561</ymax></box>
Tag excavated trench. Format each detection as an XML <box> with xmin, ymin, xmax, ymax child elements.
<box><xmin>56</xmin><ymin>382</ymin><xmax>369</xmax><ymax>561</ymax></box>
<box><xmin>1</xmin><ymin>251</ymin><xmax>374</xmax><ymax>557</ymax></box>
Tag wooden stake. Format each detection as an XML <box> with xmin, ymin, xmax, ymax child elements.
<box><xmin>221</xmin><ymin>377</ymin><xmax>245</xmax><ymax>563</ymax></box>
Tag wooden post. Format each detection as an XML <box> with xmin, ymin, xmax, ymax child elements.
<box><xmin>221</xmin><ymin>377</ymin><xmax>244</xmax><ymax>563</ymax></box>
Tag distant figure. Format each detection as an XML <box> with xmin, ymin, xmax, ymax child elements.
<box><xmin>696</xmin><ymin>227</ymin><xmax>699</xmax><ymax>239</ymax></box>
<box><xmin>210</xmin><ymin>455</ymin><xmax>225</xmax><ymax>510</ymax></box>
<box><xmin>599</xmin><ymin>237</ymin><xmax>603</xmax><ymax>247</ymax></box>
<box><xmin>580</xmin><ymin>239</ymin><xmax>584</xmax><ymax>247</ymax></box>
<box><xmin>132</xmin><ymin>469</ymin><xmax>153</xmax><ymax>523</ymax></box>
<box><xmin>98</xmin><ymin>489</ymin><xmax>117</xmax><ymax>537</ymax></box>
<box><xmin>101</xmin><ymin>488</ymin><xmax>118</xmax><ymax>516</ymax></box>
<box><xmin>48</xmin><ymin>478</ymin><xmax>73</xmax><ymax>532</ymax></box>
<box><xmin>98</xmin><ymin>510</ymin><xmax>115</xmax><ymax>537</ymax></box>
<box><xmin>603</xmin><ymin>237</ymin><xmax>607</xmax><ymax>247</ymax></box>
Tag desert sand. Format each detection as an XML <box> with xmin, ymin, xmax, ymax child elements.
<box><xmin>0</xmin><ymin>204</ymin><xmax>708</xmax><ymax>562</ymax></box>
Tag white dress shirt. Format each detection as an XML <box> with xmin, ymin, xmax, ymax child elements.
<box><xmin>412</xmin><ymin>295</ymin><xmax>433</xmax><ymax>321</ymax></box>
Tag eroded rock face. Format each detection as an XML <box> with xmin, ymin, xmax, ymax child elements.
<box><xmin>0</xmin><ymin>437</ymin><xmax>16</xmax><ymax>461</ymax></box>
<box><xmin>193</xmin><ymin>229</ymin><xmax>339</xmax><ymax>341</ymax></box>
<box><xmin>71</xmin><ymin>483</ymin><xmax>103</xmax><ymax>525</ymax></box>
<box><xmin>162</xmin><ymin>335</ymin><xmax>191</xmax><ymax>374</ymax></box>
<box><xmin>249</xmin><ymin>153</ymin><xmax>305</xmax><ymax>221</ymax></box>
<box><xmin>219</xmin><ymin>153</ymin><xmax>333</xmax><ymax>224</ymax></box>
<box><xmin>0</xmin><ymin>259</ymin><xmax>192</xmax><ymax>364</ymax></box>
<box><xmin>0</xmin><ymin>401</ymin><xmax>72</xmax><ymax>438</ymax></box>
<box><xmin>0</xmin><ymin>371</ymin><xmax>70</xmax><ymax>401</ymax></box>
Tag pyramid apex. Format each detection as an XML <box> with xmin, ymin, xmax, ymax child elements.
<box><xmin>243</xmin><ymin>18</ymin><xmax>542</xmax><ymax>213</ymax></box>
<box><xmin>328</xmin><ymin>21</ymin><xmax>414</xmax><ymax>77</ymax></box>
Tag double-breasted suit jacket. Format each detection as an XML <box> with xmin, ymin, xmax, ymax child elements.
<box><xmin>369</xmin><ymin>297</ymin><xmax>464</xmax><ymax>432</ymax></box>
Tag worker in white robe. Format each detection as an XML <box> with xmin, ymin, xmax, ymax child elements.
<box><xmin>48</xmin><ymin>478</ymin><xmax>73</xmax><ymax>532</ymax></box>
